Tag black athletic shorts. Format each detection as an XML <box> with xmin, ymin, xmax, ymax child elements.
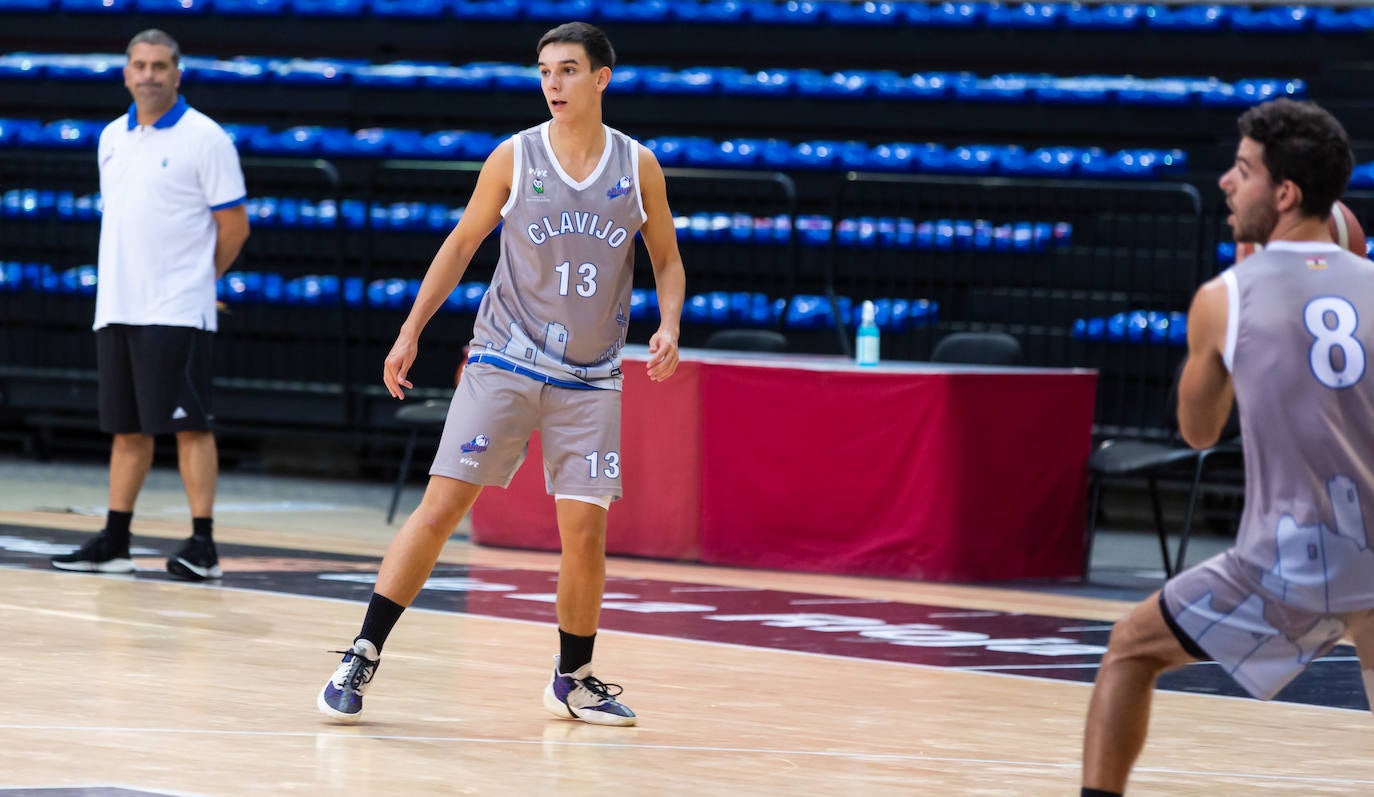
<box><xmin>97</xmin><ymin>324</ymin><xmax>215</xmax><ymax>435</ymax></box>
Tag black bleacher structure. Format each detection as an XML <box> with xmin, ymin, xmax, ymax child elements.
<box><xmin>3</xmin><ymin>1</ymin><xmax>1374</xmax><ymax>459</ymax></box>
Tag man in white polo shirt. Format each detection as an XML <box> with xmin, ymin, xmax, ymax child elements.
<box><xmin>51</xmin><ymin>29</ymin><xmax>250</xmax><ymax>581</ymax></box>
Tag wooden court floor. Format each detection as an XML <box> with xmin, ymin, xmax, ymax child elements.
<box><xmin>1</xmin><ymin>510</ymin><xmax>1372</xmax><ymax>796</ymax></box>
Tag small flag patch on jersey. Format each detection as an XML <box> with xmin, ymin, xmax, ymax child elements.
<box><xmin>1306</xmin><ymin>257</ymin><xmax>1328</xmax><ymax>269</ymax></box>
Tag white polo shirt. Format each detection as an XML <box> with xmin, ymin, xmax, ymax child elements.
<box><xmin>93</xmin><ymin>97</ymin><xmax>246</xmax><ymax>332</ymax></box>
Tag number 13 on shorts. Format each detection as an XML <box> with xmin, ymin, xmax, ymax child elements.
<box><xmin>584</xmin><ymin>450</ymin><xmax>621</xmax><ymax>479</ymax></box>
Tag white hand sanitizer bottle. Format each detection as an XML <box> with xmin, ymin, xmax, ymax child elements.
<box><xmin>856</xmin><ymin>300</ymin><xmax>880</xmax><ymax>367</ymax></box>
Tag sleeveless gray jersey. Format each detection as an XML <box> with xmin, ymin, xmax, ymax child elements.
<box><xmin>468</xmin><ymin>122</ymin><xmax>646</xmax><ymax>390</ymax></box>
<box><xmin>1224</xmin><ymin>241</ymin><xmax>1374</xmax><ymax>612</ymax></box>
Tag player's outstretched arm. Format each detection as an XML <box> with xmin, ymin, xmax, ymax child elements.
<box><xmin>636</xmin><ymin>144</ymin><xmax>685</xmax><ymax>383</ymax></box>
<box><xmin>383</xmin><ymin>140</ymin><xmax>513</xmax><ymax>399</ymax></box>
<box><xmin>1177</xmin><ymin>276</ymin><xmax>1235</xmax><ymax>448</ymax></box>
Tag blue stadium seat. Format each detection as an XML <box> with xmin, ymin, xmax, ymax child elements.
<box><xmin>954</xmin><ymin>75</ymin><xmax>1030</xmax><ymax>103</ymax></box>
<box><xmin>135</xmin><ymin>0</ymin><xmax>211</xmax><ymax>13</ymax></box>
<box><xmin>292</xmin><ymin>0</ymin><xmax>367</xmax><ymax>16</ymax></box>
<box><xmin>599</xmin><ymin>0</ymin><xmax>668</xmax><ymax>22</ymax></box>
<box><xmin>1314</xmin><ymin>7</ymin><xmax>1374</xmax><ymax>33</ymax></box>
<box><xmin>1117</xmin><ymin>78</ymin><xmax>1192</xmax><ymax>106</ymax></box>
<box><xmin>25</xmin><ymin>119</ymin><xmax>102</xmax><ymax>149</ymax></box>
<box><xmin>1230</xmin><ymin>5</ymin><xmax>1310</xmax><ymax>34</ymax></box>
<box><xmin>1146</xmin><ymin>4</ymin><xmax>1228</xmax><ymax>32</ymax></box>
<box><xmin>182</xmin><ymin>57</ymin><xmax>269</xmax><ymax>84</ymax></box>
<box><xmin>630</xmin><ymin>287</ymin><xmax>659</xmax><ymax>321</ymax></box>
<box><xmin>1350</xmin><ymin>162</ymin><xmax>1374</xmax><ymax>190</ymax></box>
<box><xmin>790</xmin><ymin>140</ymin><xmax>841</xmax><ymax>170</ymax></box>
<box><xmin>0</xmin><ymin>0</ymin><xmax>53</xmax><ymax>9</ymax></box>
<box><xmin>1064</xmin><ymin>3</ymin><xmax>1145</xmax><ymax>30</ymax></box>
<box><xmin>353</xmin><ymin>63</ymin><xmax>427</xmax><ymax>88</ymax></box>
<box><xmin>525</xmin><ymin>0</ymin><xmax>594</xmax><ymax>21</ymax></box>
<box><xmin>0</xmin><ymin>119</ymin><xmax>40</xmax><ymax>148</ymax></box>
<box><xmin>216</xmin><ymin>0</ymin><xmax>288</xmax><ymax>15</ymax></box>
<box><xmin>720</xmin><ymin>68</ymin><xmax>793</xmax><ymax>97</ymax></box>
<box><xmin>823</xmin><ymin>0</ymin><xmax>900</xmax><ymax>26</ymax></box>
<box><xmin>926</xmin><ymin>1</ymin><xmax>987</xmax><ymax>27</ymax></box>
<box><xmin>487</xmin><ymin>63</ymin><xmax>539</xmax><ymax>91</ymax></box>
<box><xmin>57</xmin><ymin>0</ymin><xmax>132</xmax><ymax>10</ymax></box>
<box><xmin>795</xmin><ymin>69</ymin><xmax>872</xmax><ymax>98</ymax></box>
<box><xmin>43</xmin><ymin>54</ymin><xmax>123</xmax><ymax>81</ymax></box>
<box><xmin>423</xmin><ymin>65</ymin><xmax>493</xmax><ymax>90</ymax></box>
<box><xmin>784</xmin><ymin>294</ymin><xmax>849</xmax><ymax>330</ymax></box>
<box><xmin>252</xmin><ymin>126</ymin><xmax>327</xmax><ymax>155</ymax></box>
<box><xmin>452</xmin><ymin>0</ymin><xmax>521</xmax><ymax>20</ymax></box>
<box><xmin>865</xmin><ymin>142</ymin><xmax>921</xmax><ymax>173</ymax></box>
<box><xmin>671</xmin><ymin>0</ymin><xmax>746</xmax><ymax>23</ymax></box>
<box><xmin>746</xmin><ymin>0</ymin><xmax>822</xmax><ymax>25</ymax></box>
<box><xmin>872</xmin><ymin>71</ymin><xmax>952</xmax><ymax>100</ymax></box>
<box><xmin>373</xmin><ymin>0</ymin><xmax>446</xmax><ymax>16</ymax></box>
<box><xmin>1034</xmin><ymin>77</ymin><xmax>1110</xmax><ymax>105</ymax></box>
<box><xmin>645</xmin><ymin>67</ymin><xmax>718</xmax><ymax>95</ymax></box>
<box><xmin>221</xmin><ymin>123</ymin><xmax>270</xmax><ymax>150</ymax></box>
<box><xmin>1234</xmin><ymin>78</ymin><xmax>1306</xmax><ymax>104</ymax></box>
<box><xmin>794</xmin><ymin>215</ymin><xmax>833</xmax><ymax>246</ymax></box>
<box><xmin>985</xmin><ymin>2</ymin><xmax>1061</xmax><ymax>29</ymax></box>
<box><xmin>608</xmin><ymin>65</ymin><xmax>643</xmax><ymax>91</ymax></box>
<box><xmin>270</xmin><ymin>58</ymin><xmax>352</xmax><ymax>85</ymax></box>
<box><xmin>0</xmin><ymin>54</ymin><xmax>42</xmax><ymax>79</ymax></box>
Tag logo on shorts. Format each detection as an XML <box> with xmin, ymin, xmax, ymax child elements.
<box><xmin>606</xmin><ymin>175</ymin><xmax>632</xmax><ymax>199</ymax></box>
<box><xmin>171</xmin><ymin>406</ymin><xmax>188</xmax><ymax>420</ymax></box>
<box><xmin>461</xmin><ymin>434</ymin><xmax>490</xmax><ymax>453</ymax></box>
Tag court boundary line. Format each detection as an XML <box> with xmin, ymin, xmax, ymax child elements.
<box><xmin>0</xmin><ymin>724</ymin><xmax>1371</xmax><ymax>788</ymax></box>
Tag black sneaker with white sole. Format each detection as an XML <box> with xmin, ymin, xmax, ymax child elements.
<box><xmin>166</xmin><ymin>535</ymin><xmax>222</xmax><ymax>581</ymax></box>
<box><xmin>50</xmin><ymin>532</ymin><xmax>134</xmax><ymax>574</ymax></box>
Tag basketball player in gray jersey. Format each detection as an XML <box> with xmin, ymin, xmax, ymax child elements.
<box><xmin>317</xmin><ymin>22</ymin><xmax>685</xmax><ymax>726</ymax></box>
<box><xmin>1081</xmin><ymin>99</ymin><xmax>1374</xmax><ymax>796</ymax></box>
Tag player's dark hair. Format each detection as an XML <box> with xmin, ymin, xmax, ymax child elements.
<box><xmin>537</xmin><ymin>22</ymin><xmax>615</xmax><ymax>72</ymax></box>
<box><xmin>126</xmin><ymin>28</ymin><xmax>181</xmax><ymax>67</ymax></box>
<box><xmin>1238</xmin><ymin>99</ymin><xmax>1353</xmax><ymax>218</ymax></box>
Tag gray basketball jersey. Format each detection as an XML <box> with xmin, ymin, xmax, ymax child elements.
<box><xmin>468</xmin><ymin>122</ymin><xmax>646</xmax><ymax>390</ymax></box>
<box><xmin>1224</xmin><ymin>241</ymin><xmax>1374</xmax><ymax>612</ymax></box>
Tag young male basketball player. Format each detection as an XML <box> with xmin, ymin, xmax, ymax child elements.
<box><xmin>317</xmin><ymin>22</ymin><xmax>685</xmax><ymax>726</ymax></box>
<box><xmin>1081</xmin><ymin>99</ymin><xmax>1374</xmax><ymax>795</ymax></box>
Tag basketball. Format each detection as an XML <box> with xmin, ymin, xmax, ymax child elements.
<box><xmin>1235</xmin><ymin>199</ymin><xmax>1367</xmax><ymax>262</ymax></box>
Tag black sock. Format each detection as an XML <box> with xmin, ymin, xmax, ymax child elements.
<box><xmin>558</xmin><ymin>629</ymin><xmax>596</xmax><ymax>674</ymax></box>
<box><xmin>192</xmin><ymin>517</ymin><xmax>213</xmax><ymax>541</ymax></box>
<box><xmin>1082</xmin><ymin>789</ymin><xmax>1122</xmax><ymax>797</ymax></box>
<box><xmin>105</xmin><ymin>510</ymin><xmax>133</xmax><ymax>546</ymax></box>
<box><xmin>357</xmin><ymin>592</ymin><xmax>406</xmax><ymax>654</ymax></box>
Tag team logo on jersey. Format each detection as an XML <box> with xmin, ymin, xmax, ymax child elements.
<box><xmin>1306</xmin><ymin>257</ymin><xmax>1328</xmax><ymax>270</ymax></box>
<box><xmin>532</xmin><ymin>178</ymin><xmax>544</xmax><ymax>194</ymax></box>
<box><xmin>616</xmin><ymin>303</ymin><xmax>628</xmax><ymax>328</ymax></box>
<box><xmin>606</xmin><ymin>175</ymin><xmax>633</xmax><ymax>199</ymax></box>
<box><xmin>461</xmin><ymin>434</ymin><xmax>490</xmax><ymax>453</ymax></box>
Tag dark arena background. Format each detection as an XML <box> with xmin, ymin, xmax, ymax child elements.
<box><xmin>1</xmin><ymin>2</ymin><xmax>1373</xmax><ymax>795</ymax></box>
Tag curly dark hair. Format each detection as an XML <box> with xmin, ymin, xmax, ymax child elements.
<box><xmin>537</xmin><ymin>22</ymin><xmax>616</xmax><ymax>72</ymax></box>
<box><xmin>1237</xmin><ymin>98</ymin><xmax>1353</xmax><ymax>218</ymax></box>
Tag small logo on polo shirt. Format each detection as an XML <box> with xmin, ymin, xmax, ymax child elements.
<box><xmin>161</xmin><ymin>157</ymin><xmax>169</xmax><ymax>168</ymax></box>
<box><xmin>171</xmin><ymin>406</ymin><xmax>189</xmax><ymax>420</ymax></box>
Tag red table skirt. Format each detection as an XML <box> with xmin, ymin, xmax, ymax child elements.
<box><xmin>471</xmin><ymin>351</ymin><xmax>1096</xmax><ymax>582</ymax></box>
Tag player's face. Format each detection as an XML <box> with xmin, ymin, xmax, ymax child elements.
<box><xmin>123</xmin><ymin>43</ymin><xmax>180</xmax><ymax>111</ymax></box>
<box><xmin>1219</xmin><ymin>137</ymin><xmax>1281</xmax><ymax>244</ymax></box>
<box><xmin>537</xmin><ymin>43</ymin><xmax>607</xmax><ymax>120</ymax></box>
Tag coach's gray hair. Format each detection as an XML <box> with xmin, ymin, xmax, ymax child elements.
<box><xmin>126</xmin><ymin>29</ymin><xmax>181</xmax><ymax>66</ymax></box>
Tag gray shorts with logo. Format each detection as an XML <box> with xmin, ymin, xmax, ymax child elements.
<box><xmin>430</xmin><ymin>363</ymin><xmax>623</xmax><ymax>499</ymax></box>
<box><xmin>1162</xmin><ymin>550</ymin><xmax>1374</xmax><ymax>700</ymax></box>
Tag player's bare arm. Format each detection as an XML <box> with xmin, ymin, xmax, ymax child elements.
<box><xmin>211</xmin><ymin>204</ymin><xmax>250</xmax><ymax>277</ymax></box>
<box><xmin>1177</xmin><ymin>276</ymin><xmax>1235</xmax><ymax>448</ymax></box>
<box><xmin>383</xmin><ymin>140</ymin><xmax>513</xmax><ymax>399</ymax></box>
<box><xmin>636</xmin><ymin>144</ymin><xmax>685</xmax><ymax>382</ymax></box>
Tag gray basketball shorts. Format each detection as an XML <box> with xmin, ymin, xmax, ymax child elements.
<box><xmin>430</xmin><ymin>363</ymin><xmax>623</xmax><ymax>499</ymax></box>
<box><xmin>1162</xmin><ymin>550</ymin><xmax>1373</xmax><ymax>701</ymax></box>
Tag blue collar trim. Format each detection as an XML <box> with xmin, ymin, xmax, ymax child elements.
<box><xmin>126</xmin><ymin>97</ymin><xmax>189</xmax><ymax>130</ymax></box>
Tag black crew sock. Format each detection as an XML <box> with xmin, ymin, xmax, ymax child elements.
<box><xmin>558</xmin><ymin>629</ymin><xmax>596</xmax><ymax>675</ymax></box>
<box><xmin>192</xmin><ymin>516</ymin><xmax>213</xmax><ymax>541</ymax></box>
<box><xmin>356</xmin><ymin>592</ymin><xmax>406</xmax><ymax>654</ymax></box>
<box><xmin>1082</xmin><ymin>788</ymin><xmax>1122</xmax><ymax>797</ymax></box>
<box><xmin>105</xmin><ymin>510</ymin><xmax>133</xmax><ymax>547</ymax></box>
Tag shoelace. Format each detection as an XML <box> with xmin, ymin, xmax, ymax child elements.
<box><xmin>577</xmin><ymin>675</ymin><xmax>624</xmax><ymax>701</ymax></box>
<box><xmin>329</xmin><ymin>650</ymin><xmax>377</xmax><ymax>691</ymax></box>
